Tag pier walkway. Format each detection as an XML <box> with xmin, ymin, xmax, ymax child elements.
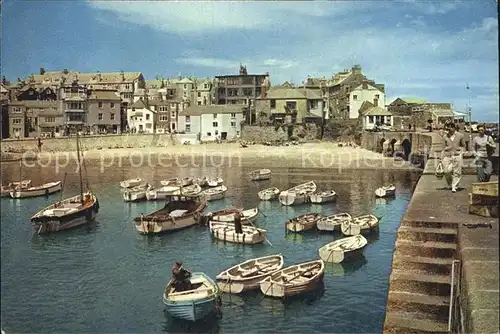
<box><xmin>383</xmin><ymin>133</ymin><xmax>499</xmax><ymax>334</ymax></box>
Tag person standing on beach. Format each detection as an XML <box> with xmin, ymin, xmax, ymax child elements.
<box><xmin>472</xmin><ymin>124</ymin><xmax>496</xmax><ymax>182</ymax></box>
<box><xmin>440</xmin><ymin>123</ymin><xmax>465</xmax><ymax>193</ymax></box>
<box><xmin>37</xmin><ymin>137</ymin><xmax>43</xmax><ymax>152</ymax></box>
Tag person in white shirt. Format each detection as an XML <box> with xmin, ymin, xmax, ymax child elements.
<box><xmin>472</xmin><ymin>124</ymin><xmax>496</xmax><ymax>182</ymax></box>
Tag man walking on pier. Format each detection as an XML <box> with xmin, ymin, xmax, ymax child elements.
<box><xmin>440</xmin><ymin>123</ymin><xmax>465</xmax><ymax>193</ymax></box>
<box><xmin>472</xmin><ymin>124</ymin><xmax>496</xmax><ymax>182</ymax></box>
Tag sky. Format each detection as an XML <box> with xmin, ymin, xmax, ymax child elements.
<box><xmin>1</xmin><ymin>0</ymin><xmax>498</xmax><ymax>121</ymax></box>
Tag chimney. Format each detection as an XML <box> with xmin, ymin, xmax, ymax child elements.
<box><xmin>362</xmin><ymin>80</ymin><xmax>368</xmax><ymax>89</ymax></box>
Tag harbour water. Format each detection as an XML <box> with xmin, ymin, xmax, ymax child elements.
<box><xmin>0</xmin><ymin>159</ymin><xmax>420</xmax><ymax>333</ymax></box>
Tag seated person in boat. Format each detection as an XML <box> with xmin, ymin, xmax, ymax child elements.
<box><xmin>172</xmin><ymin>261</ymin><xmax>192</xmax><ymax>292</ymax></box>
<box><xmin>234</xmin><ymin>212</ymin><xmax>243</xmax><ymax>234</ymax></box>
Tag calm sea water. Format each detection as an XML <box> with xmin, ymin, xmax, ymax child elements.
<box><xmin>1</xmin><ymin>158</ymin><xmax>420</xmax><ymax>333</ymax></box>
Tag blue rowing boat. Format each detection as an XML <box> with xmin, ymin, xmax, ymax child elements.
<box><xmin>163</xmin><ymin>272</ymin><xmax>221</xmax><ymax>321</ymax></box>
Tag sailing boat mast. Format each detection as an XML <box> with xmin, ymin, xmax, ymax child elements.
<box><xmin>76</xmin><ymin>132</ymin><xmax>84</xmax><ymax>204</ymax></box>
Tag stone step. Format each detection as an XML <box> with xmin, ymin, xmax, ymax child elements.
<box><xmin>394</xmin><ymin>239</ymin><xmax>456</xmax><ymax>258</ymax></box>
<box><xmin>392</xmin><ymin>254</ymin><xmax>453</xmax><ymax>275</ymax></box>
<box><xmin>384</xmin><ymin>311</ymin><xmax>449</xmax><ymax>334</ymax></box>
<box><xmin>387</xmin><ymin>291</ymin><xmax>450</xmax><ymax>317</ymax></box>
<box><xmin>388</xmin><ymin>269</ymin><xmax>451</xmax><ymax>296</ymax></box>
<box><xmin>397</xmin><ymin>226</ymin><xmax>457</xmax><ymax>243</ymax></box>
<box><xmin>402</xmin><ymin>220</ymin><xmax>459</xmax><ymax>229</ymax></box>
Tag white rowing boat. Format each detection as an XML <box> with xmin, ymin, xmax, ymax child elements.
<box><xmin>258</xmin><ymin>187</ymin><xmax>280</xmax><ymax>201</ymax></box>
<box><xmin>208</xmin><ymin>177</ymin><xmax>224</xmax><ymax>187</ymax></box>
<box><xmin>10</xmin><ymin>181</ymin><xmax>62</xmax><ymax>199</ymax></box>
<box><xmin>249</xmin><ymin>169</ymin><xmax>271</xmax><ymax>181</ymax></box>
<box><xmin>216</xmin><ymin>254</ymin><xmax>284</xmax><ymax>294</ymax></box>
<box><xmin>341</xmin><ymin>214</ymin><xmax>379</xmax><ymax>236</ymax></box>
<box><xmin>316</xmin><ymin>213</ymin><xmax>352</xmax><ymax>232</ymax></box>
<box><xmin>318</xmin><ymin>235</ymin><xmax>368</xmax><ymax>263</ymax></box>
<box><xmin>209</xmin><ymin>221</ymin><xmax>267</xmax><ymax>244</ymax></box>
<box><xmin>278</xmin><ymin>181</ymin><xmax>317</xmax><ymax>206</ymax></box>
<box><xmin>309</xmin><ymin>190</ymin><xmax>337</xmax><ymax>204</ymax></box>
<box><xmin>259</xmin><ymin>259</ymin><xmax>325</xmax><ymax>298</ymax></box>
<box><xmin>375</xmin><ymin>184</ymin><xmax>396</xmax><ymax>198</ymax></box>
<box><xmin>210</xmin><ymin>207</ymin><xmax>259</xmax><ymax>223</ymax></box>
<box><xmin>120</xmin><ymin>178</ymin><xmax>142</xmax><ymax>188</ymax></box>
<box><xmin>203</xmin><ymin>185</ymin><xmax>227</xmax><ymax>201</ymax></box>
<box><xmin>285</xmin><ymin>212</ymin><xmax>323</xmax><ymax>233</ymax></box>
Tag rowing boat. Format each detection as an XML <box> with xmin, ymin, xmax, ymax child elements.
<box><xmin>318</xmin><ymin>235</ymin><xmax>368</xmax><ymax>263</ymax></box>
<box><xmin>209</xmin><ymin>221</ymin><xmax>267</xmax><ymax>244</ymax></box>
<box><xmin>285</xmin><ymin>212</ymin><xmax>323</xmax><ymax>233</ymax></box>
<box><xmin>340</xmin><ymin>214</ymin><xmax>379</xmax><ymax>236</ymax></box>
<box><xmin>216</xmin><ymin>254</ymin><xmax>284</xmax><ymax>294</ymax></box>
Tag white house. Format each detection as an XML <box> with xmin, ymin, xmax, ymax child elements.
<box><xmin>349</xmin><ymin>83</ymin><xmax>385</xmax><ymax>119</ymax></box>
<box><xmin>178</xmin><ymin>105</ymin><xmax>244</xmax><ymax>141</ymax></box>
<box><xmin>362</xmin><ymin>106</ymin><xmax>393</xmax><ymax>130</ymax></box>
<box><xmin>127</xmin><ymin>99</ymin><xmax>156</xmax><ymax>133</ymax></box>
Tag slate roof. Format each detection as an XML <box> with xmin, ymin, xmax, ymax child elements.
<box><xmin>264</xmin><ymin>88</ymin><xmax>322</xmax><ymax>100</ymax></box>
<box><xmin>88</xmin><ymin>90</ymin><xmax>121</xmax><ymax>100</ymax></box>
<box><xmin>363</xmin><ymin>106</ymin><xmax>393</xmax><ymax>116</ymax></box>
<box><xmin>181</xmin><ymin>105</ymin><xmax>244</xmax><ymax>116</ymax></box>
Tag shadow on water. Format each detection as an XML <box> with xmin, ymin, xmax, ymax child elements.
<box><xmin>259</xmin><ymin>282</ymin><xmax>326</xmax><ymax>317</ymax></box>
<box><xmin>323</xmin><ymin>254</ymin><xmax>368</xmax><ymax>277</ymax></box>
<box><xmin>363</xmin><ymin>228</ymin><xmax>381</xmax><ymax>243</ymax></box>
<box><xmin>374</xmin><ymin>197</ymin><xmax>396</xmax><ymax>206</ymax></box>
<box><xmin>30</xmin><ymin>221</ymin><xmax>100</xmax><ymax>248</ymax></box>
<box><xmin>164</xmin><ymin>309</ymin><xmax>221</xmax><ymax>334</ymax></box>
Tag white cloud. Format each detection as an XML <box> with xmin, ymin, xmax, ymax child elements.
<box><xmin>88</xmin><ymin>2</ymin><xmax>498</xmax><ymax>121</ymax></box>
<box><xmin>175</xmin><ymin>57</ymin><xmax>239</xmax><ymax>69</ymax></box>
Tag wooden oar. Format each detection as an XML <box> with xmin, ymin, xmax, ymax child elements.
<box><xmin>240</xmin><ymin>262</ymin><xmax>278</xmax><ymax>278</ymax></box>
<box><xmin>286</xmin><ymin>264</ymin><xmax>321</xmax><ymax>283</ymax></box>
<box><xmin>242</xmin><ymin>217</ymin><xmax>273</xmax><ymax>247</ymax></box>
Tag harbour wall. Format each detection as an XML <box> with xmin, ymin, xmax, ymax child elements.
<box><xmin>241</xmin><ymin>124</ymin><xmax>319</xmax><ymax>143</ymax></box>
<box><xmin>365</xmin><ymin>132</ymin><xmax>500</xmax><ymax>333</ymax></box>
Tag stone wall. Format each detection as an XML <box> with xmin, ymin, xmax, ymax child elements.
<box><xmin>241</xmin><ymin>124</ymin><xmax>319</xmax><ymax>143</ymax></box>
<box><xmin>361</xmin><ymin>131</ymin><xmax>433</xmax><ymax>154</ymax></box>
<box><xmin>0</xmin><ymin>133</ymin><xmax>174</xmax><ymax>153</ymax></box>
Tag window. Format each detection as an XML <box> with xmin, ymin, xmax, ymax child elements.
<box><xmin>375</xmin><ymin>94</ymin><xmax>380</xmax><ymax>99</ymax></box>
<box><xmin>146</xmin><ymin>123</ymin><xmax>152</xmax><ymax>129</ymax></box>
<box><xmin>270</xmin><ymin>99</ymin><xmax>276</xmax><ymax>108</ymax></box>
<box><xmin>183</xmin><ymin>91</ymin><xmax>187</xmax><ymax>97</ymax></box>
<box><xmin>111</xmin><ymin>102</ymin><xmax>115</xmax><ymax>108</ymax></box>
<box><xmin>110</xmin><ymin>113</ymin><xmax>115</xmax><ymax>120</ymax></box>
<box><xmin>146</xmin><ymin>114</ymin><xmax>150</xmax><ymax>120</ymax></box>
<box><xmin>369</xmin><ymin>116</ymin><xmax>374</xmax><ymax>123</ymax></box>
<box><xmin>170</xmin><ymin>103</ymin><xmax>176</xmax><ymax>108</ymax></box>
<box><xmin>310</xmin><ymin>100</ymin><xmax>318</xmax><ymax>109</ymax></box>
<box><xmin>98</xmin><ymin>102</ymin><xmax>103</xmax><ymax>108</ymax></box>
<box><xmin>160</xmin><ymin>115</ymin><xmax>168</xmax><ymax>121</ymax></box>
<box><xmin>204</xmin><ymin>84</ymin><xmax>208</xmax><ymax>89</ymax></box>
<box><xmin>213</xmin><ymin>122</ymin><xmax>218</xmax><ymax>127</ymax></box>
<box><xmin>12</xmin><ymin>107</ymin><xmax>22</xmax><ymax>113</ymax></box>
<box><xmin>197</xmin><ymin>92</ymin><xmax>201</xmax><ymax>97</ymax></box>
<box><xmin>67</xmin><ymin>102</ymin><xmax>84</xmax><ymax>110</ymax></box>
<box><xmin>44</xmin><ymin>117</ymin><xmax>55</xmax><ymax>123</ymax></box>
<box><xmin>171</xmin><ymin>123</ymin><xmax>176</xmax><ymax>130</ymax></box>
<box><xmin>231</xmin><ymin>121</ymin><xmax>236</xmax><ymax>127</ymax></box>
<box><xmin>186</xmin><ymin>116</ymin><xmax>190</xmax><ymax>123</ymax></box>
<box><xmin>215</xmin><ymin>130</ymin><xmax>218</xmax><ymax>135</ymax></box>
<box><xmin>12</xmin><ymin>118</ymin><xmax>22</xmax><ymax>124</ymax></box>
<box><xmin>160</xmin><ymin>106</ymin><xmax>168</xmax><ymax>112</ymax></box>
<box><xmin>184</xmin><ymin>84</ymin><xmax>187</xmax><ymax>89</ymax></box>
<box><xmin>207</xmin><ymin>132</ymin><xmax>212</xmax><ymax>136</ymax></box>
<box><xmin>243</xmin><ymin>88</ymin><xmax>253</xmax><ymax>96</ymax></box>
<box><xmin>386</xmin><ymin>116</ymin><xmax>391</xmax><ymax>123</ymax></box>
<box><xmin>171</xmin><ymin>111</ymin><xmax>176</xmax><ymax>117</ymax></box>
<box><xmin>353</xmin><ymin>95</ymin><xmax>358</xmax><ymax>101</ymax></box>
<box><xmin>98</xmin><ymin>113</ymin><xmax>103</xmax><ymax>120</ymax></box>
<box><xmin>286</xmin><ymin>101</ymin><xmax>297</xmax><ymax>110</ymax></box>
<box><xmin>186</xmin><ymin>124</ymin><xmax>191</xmax><ymax>132</ymax></box>
<box><xmin>213</xmin><ymin>113</ymin><xmax>217</xmax><ymax>119</ymax></box>
<box><xmin>236</xmin><ymin>131</ymin><xmax>240</xmax><ymax>136</ymax></box>
<box><xmin>230</xmin><ymin>113</ymin><xmax>236</xmax><ymax>118</ymax></box>
<box><xmin>198</xmin><ymin>101</ymin><xmax>202</xmax><ymax>105</ymax></box>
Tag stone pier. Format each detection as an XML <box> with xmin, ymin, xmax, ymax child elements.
<box><xmin>366</xmin><ymin>132</ymin><xmax>500</xmax><ymax>333</ymax></box>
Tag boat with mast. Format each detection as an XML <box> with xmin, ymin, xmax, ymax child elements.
<box><xmin>31</xmin><ymin>133</ymin><xmax>100</xmax><ymax>234</ymax></box>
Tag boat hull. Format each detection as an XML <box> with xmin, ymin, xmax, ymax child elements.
<box><xmin>209</xmin><ymin>222</ymin><xmax>266</xmax><ymax>244</ymax></box>
<box><xmin>309</xmin><ymin>193</ymin><xmax>337</xmax><ymax>204</ymax></box>
<box><xmin>120</xmin><ymin>179</ymin><xmax>142</xmax><ymax>188</ymax></box>
<box><xmin>318</xmin><ymin>235</ymin><xmax>368</xmax><ymax>263</ymax></box>
<box><xmin>258</xmin><ymin>188</ymin><xmax>280</xmax><ymax>201</ymax></box>
<box><xmin>163</xmin><ymin>294</ymin><xmax>218</xmax><ymax>322</ymax></box>
<box><xmin>278</xmin><ymin>191</ymin><xmax>309</xmax><ymax>206</ymax></box>
<box><xmin>123</xmin><ymin>191</ymin><xmax>147</xmax><ymax>202</ymax></box>
<box><xmin>211</xmin><ymin>208</ymin><xmax>258</xmax><ymax>223</ymax></box>
<box><xmin>10</xmin><ymin>181</ymin><xmax>62</xmax><ymax>199</ymax></box>
<box><xmin>31</xmin><ymin>193</ymin><xmax>99</xmax><ymax>234</ymax></box>
<box><xmin>316</xmin><ymin>214</ymin><xmax>352</xmax><ymax>232</ymax></box>
<box><xmin>375</xmin><ymin>187</ymin><xmax>396</xmax><ymax>198</ymax></box>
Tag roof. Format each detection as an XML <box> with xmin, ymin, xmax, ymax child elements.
<box><xmin>364</xmin><ymin>106</ymin><xmax>392</xmax><ymax>116</ymax></box>
<box><xmin>179</xmin><ymin>77</ymin><xmax>193</xmax><ymax>84</ymax></box>
<box><xmin>29</xmin><ymin>71</ymin><xmax>142</xmax><ymax>85</ymax></box>
<box><xmin>432</xmin><ymin>109</ymin><xmax>455</xmax><ymax>117</ymax></box>
<box><xmin>148</xmin><ymin>99</ymin><xmax>169</xmax><ymax>106</ymax></box>
<box><xmin>181</xmin><ymin>105</ymin><xmax>244</xmax><ymax>116</ymax></box>
<box><xmin>0</xmin><ymin>84</ymin><xmax>8</xmax><ymax>93</ymax></box>
<box><xmin>358</xmin><ymin>101</ymin><xmax>375</xmax><ymax>115</ymax></box>
<box><xmin>88</xmin><ymin>90</ymin><xmax>121</xmax><ymax>100</ymax></box>
<box><xmin>351</xmin><ymin>83</ymin><xmax>383</xmax><ymax>93</ymax></box>
<box><xmin>24</xmin><ymin>100</ymin><xmax>59</xmax><ymax>109</ymax></box>
<box><xmin>304</xmin><ymin>112</ymin><xmax>322</xmax><ymax>118</ymax></box>
<box><xmin>395</xmin><ymin>97</ymin><xmax>427</xmax><ymax>104</ymax></box>
<box><xmin>130</xmin><ymin>99</ymin><xmax>148</xmax><ymax>109</ymax></box>
<box><xmin>215</xmin><ymin>74</ymin><xmax>268</xmax><ymax>78</ymax></box>
<box><xmin>453</xmin><ymin>111</ymin><xmax>468</xmax><ymax>117</ymax></box>
<box><xmin>265</xmin><ymin>88</ymin><xmax>322</xmax><ymax>100</ymax></box>
<box><xmin>145</xmin><ymin>79</ymin><xmax>164</xmax><ymax>89</ymax></box>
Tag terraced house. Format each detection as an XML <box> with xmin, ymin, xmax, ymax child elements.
<box><xmin>388</xmin><ymin>97</ymin><xmax>454</xmax><ymax>129</ymax></box>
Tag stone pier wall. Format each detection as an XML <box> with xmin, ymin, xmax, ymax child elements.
<box><xmin>241</xmin><ymin>124</ymin><xmax>319</xmax><ymax>143</ymax></box>
<box><xmin>0</xmin><ymin>134</ymin><xmax>174</xmax><ymax>154</ymax></box>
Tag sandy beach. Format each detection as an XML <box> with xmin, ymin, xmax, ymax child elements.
<box><xmin>7</xmin><ymin>142</ymin><xmax>421</xmax><ymax>171</ymax></box>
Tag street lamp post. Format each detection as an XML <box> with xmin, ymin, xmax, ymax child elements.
<box><xmin>467</xmin><ymin>83</ymin><xmax>472</xmax><ymax>151</ymax></box>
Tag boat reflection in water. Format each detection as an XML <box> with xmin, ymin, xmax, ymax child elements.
<box><xmin>375</xmin><ymin>197</ymin><xmax>396</xmax><ymax>206</ymax></box>
<box><xmin>364</xmin><ymin>228</ymin><xmax>380</xmax><ymax>243</ymax></box>
<box><xmin>164</xmin><ymin>309</ymin><xmax>221</xmax><ymax>334</ymax></box>
<box><xmin>323</xmin><ymin>254</ymin><xmax>367</xmax><ymax>277</ymax></box>
<box><xmin>259</xmin><ymin>282</ymin><xmax>325</xmax><ymax>317</ymax></box>
<box><xmin>219</xmin><ymin>293</ymin><xmax>246</xmax><ymax>311</ymax></box>
<box><xmin>285</xmin><ymin>232</ymin><xmax>304</xmax><ymax>244</ymax></box>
